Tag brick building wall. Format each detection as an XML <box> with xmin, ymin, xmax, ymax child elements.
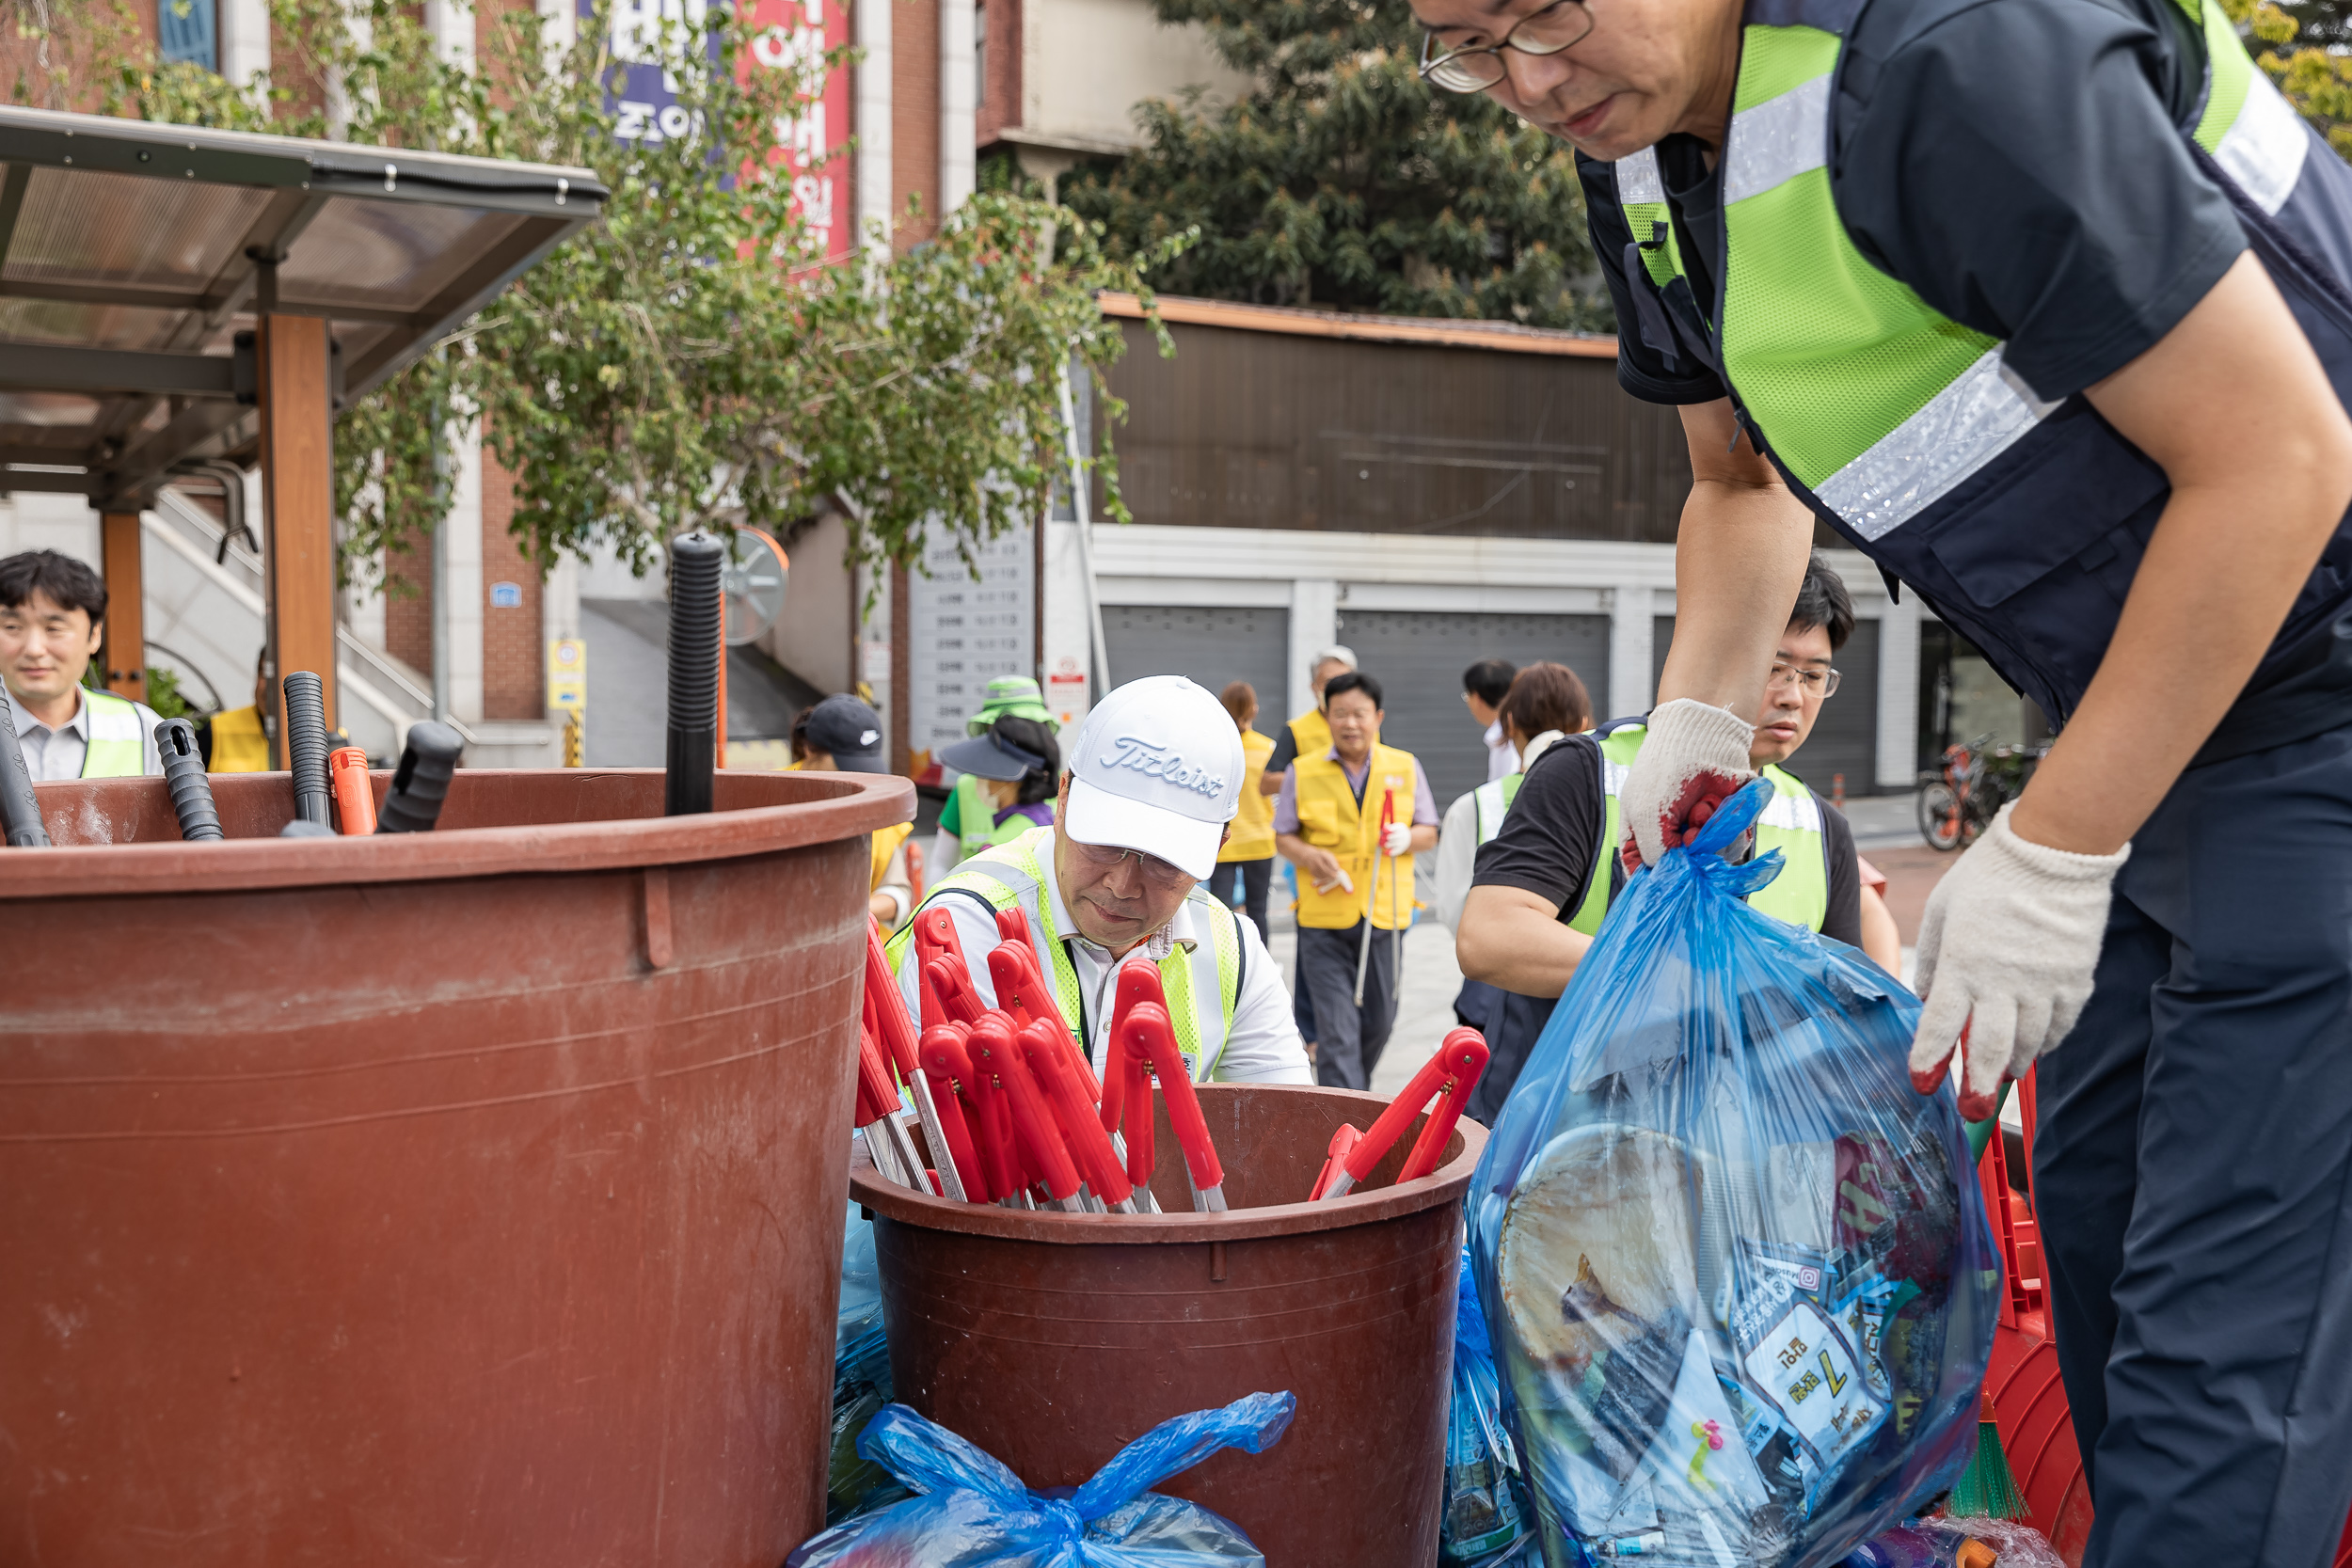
<box><xmin>892</xmin><ymin>0</ymin><xmax>942</xmax><ymax>249</ymax></box>
<box><xmin>385</xmin><ymin>546</ymin><xmax>434</xmax><ymax>675</ymax></box>
<box><xmin>976</xmin><ymin>0</ymin><xmax>1019</xmax><ymax>146</ymax></box>
<box><xmin>477</xmin><ymin>439</ymin><xmax>545</xmax><ymax>721</ymax></box>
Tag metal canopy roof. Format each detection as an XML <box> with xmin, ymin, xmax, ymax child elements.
<box><xmin>0</xmin><ymin>105</ymin><xmax>606</xmax><ymax>508</ymax></box>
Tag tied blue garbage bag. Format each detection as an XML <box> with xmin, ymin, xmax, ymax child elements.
<box><xmin>827</xmin><ymin>1204</ymin><xmax>903</xmax><ymax>1524</ymax></box>
<box><xmin>787</xmin><ymin>1391</ymin><xmax>1297</xmax><ymax>1567</ymax></box>
<box><xmin>1444</xmin><ymin>1243</ymin><xmax>1534</xmax><ymax>1566</ymax></box>
<box><xmin>1467</xmin><ymin>780</ymin><xmax>1999</xmax><ymax>1568</ymax></box>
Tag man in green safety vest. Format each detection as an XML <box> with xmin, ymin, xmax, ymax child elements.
<box><xmin>0</xmin><ymin>549</ymin><xmax>164</xmax><ymax>781</ymax></box>
<box><xmin>1454</xmin><ymin>556</ymin><xmax>1891</xmax><ymax>1121</ymax></box>
<box><xmin>889</xmin><ymin>675</ymin><xmax>1310</xmax><ymax>1086</ymax></box>
<box><xmin>1407</xmin><ymin>0</ymin><xmax>2352</xmax><ymax>1553</ymax></box>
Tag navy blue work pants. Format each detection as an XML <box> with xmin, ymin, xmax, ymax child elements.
<box><xmin>2034</xmin><ymin>721</ymin><xmax>2352</xmax><ymax>1568</ymax></box>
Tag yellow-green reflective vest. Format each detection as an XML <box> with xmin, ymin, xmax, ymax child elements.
<box><xmin>1571</xmin><ymin>721</ymin><xmax>1830</xmax><ymax>936</ymax></box>
<box><xmin>885</xmin><ymin>827</ymin><xmax>1244</xmax><ymax>1082</ymax></box>
<box><xmin>80</xmin><ymin>689</ymin><xmax>146</xmax><ymax>778</ymax></box>
<box><xmin>951</xmin><ymin>772</ymin><xmax>1055</xmax><ymax>857</ymax></box>
<box><xmin>1470</xmin><ymin>770</ymin><xmax>1523</xmax><ymax>847</ymax></box>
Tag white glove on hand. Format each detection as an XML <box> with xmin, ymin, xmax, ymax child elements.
<box><xmin>1381</xmin><ymin>822</ymin><xmax>1414</xmax><ymax>856</ymax></box>
<box><xmin>1909</xmin><ymin>802</ymin><xmax>2126</xmax><ymax>1119</ymax></box>
<box><xmin>1617</xmin><ymin>698</ymin><xmax>1757</xmax><ymax>868</ymax></box>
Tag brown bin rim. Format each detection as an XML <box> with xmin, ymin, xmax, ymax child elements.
<box><xmin>849</xmin><ymin>1083</ymin><xmax>1486</xmax><ymax>1243</ymax></box>
<box><xmin>0</xmin><ymin>768</ymin><xmax>914</xmax><ymax>899</ymax></box>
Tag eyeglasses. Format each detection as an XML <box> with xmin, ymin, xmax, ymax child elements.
<box><xmin>1066</xmin><ymin>837</ymin><xmax>1193</xmax><ymax>891</ymax></box>
<box><xmin>1767</xmin><ymin>662</ymin><xmax>1841</xmax><ymax>698</ymax></box>
<box><xmin>1419</xmin><ymin>0</ymin><xmax>1595</xmax><ymax>93</ymax></box>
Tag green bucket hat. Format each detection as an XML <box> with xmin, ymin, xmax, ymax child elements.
<box><xmin>966</xmin><ymin>674</ymin><xmax>1054</xmax><ymax>735</ymax></box>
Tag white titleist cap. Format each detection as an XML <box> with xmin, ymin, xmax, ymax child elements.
<box><xmin>1063</xmin><ymin>675</ymin><xmax>1244</xmax><ymax>881</ymax></box>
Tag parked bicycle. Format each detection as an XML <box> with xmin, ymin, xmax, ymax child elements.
<box><xmin>1917</xmin><ymin>733</ymin><xmax>2045</xmax><ymax>851</ymax></box>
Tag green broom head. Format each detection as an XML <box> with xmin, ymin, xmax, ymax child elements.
<box><xmin>1949</xmin><ymin>1391</ymin><xmax>2030</xmax><ymax>1522</ymax></box>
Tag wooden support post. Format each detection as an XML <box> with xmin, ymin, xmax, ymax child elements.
<box><xmin>98</xmin><ymin>510</ymin><xmax>145</xmax><ymax>703</ymax></box>
<box><xmin>258</xmin><ymin>312</ymin><xmax>338</xmax><ymax>736</ymax></box>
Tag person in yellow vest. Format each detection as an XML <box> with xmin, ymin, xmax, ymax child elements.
<box><xmin>794</xmin><ymin>693</ymin><xmax>915</xmax><ymax>929</ymax></box>
<box><xmin>1210</xmin><ymin>680</ymin><xmax>1278</xmax><ymax>942</ymax></box>
<box><xmin>1454</xmin><ymin>554</ymin><xmax>1891</xmax><ymax>1122</ymax></box>
<box><xmin>0</xmin><ymin>550</ymin><xmax>164</xmax><ymax>781</ymax></box>
<box><xmin>1256</xmin><ymin>644</ymin><xmax>1358</xmax><ymax>796</ymax></box>
<box><xmin>887</xmin><ymin>675</ymin><xmax>1308</xmax><ymax>1086</ymax></box>
<box><xmin>193</xmin><ymin>647</ymin><xmax>276</xmax><ymax>772</ymax></box>
<box><xmin>1274</xmin><ymin>671</ymin><xmax>1439</xmax><ymax>1090</ymax></box>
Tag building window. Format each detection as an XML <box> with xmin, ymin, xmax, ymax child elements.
<box><xmin>159</xmin><ymin>0</ymin><xmax>218</xmax><ymax>70</ymax></box>
<box><xmin>974</xmin><ymin>2</ymin><xmax>986</xmax><ymax>117</ymax></box>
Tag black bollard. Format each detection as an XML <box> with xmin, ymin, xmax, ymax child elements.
<box><xmin>665</xmin><ymin>531</ymin><xmax>724</xmax><ymax>817</ymax></box>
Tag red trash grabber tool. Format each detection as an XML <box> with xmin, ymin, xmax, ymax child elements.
<box><xmin>1314</xmin><ymin>1027</ymin><xmax>1490</xmax><ymax>1200</ymax></box>
<box><xmin>970</xmin><ymin>1014</ymin><xmax>1083</xmax><ymax>1212</ymax></box>
<box><xmin>1022</xmin><ymin>1018</ymin><xmax>1136</xmax><ymax>1213</ymax></box>
<box><xmin>916</xmin><ymin>1023</ymin><xmax>990</xmax><ymax>1202</ymax></box>
<box><xmin>1355</xmin><ymin>788</ymin><xmax>1397</xmax><ymax>1006</ymax></box>
<box><xmin>855</xmin><ymin>1022</ymin><xmax>930</xmax><ymax>1191</ymax></box>
<box><xmin>912</xmin><ymin>906</ymin><xmax>968</xmax><ymax>1028</ymax></box>
<box><xmin>995</xmin><ymin>906</ymin><xmax>1037</xmax><ymax>959</ymax></box>
<box><xmin>1120</xmin><ymin>1001</ymin><xmax>1226</xmax><ymax>1212</ymax></box>
<box><xmin>865</xmin><ymin>927</ymin><xmax>966</xmax><ymax>1201</ymax></box>
<box><xmin>1309</xmin><ymin>1123</ymin><xmax>1363</xmax><ymax>1202</ymax></box>
<box><xmin>924</xmin><ymin>955</ymin><xmax>987</xmax><ymax>1028</ymax></box>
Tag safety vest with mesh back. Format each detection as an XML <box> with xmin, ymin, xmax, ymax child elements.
<box><xmin>1470</xmin><ymin>770</ymin><xmax>1524</xmax><ymax>848</ymax></box>
<box><xmin>883</xmin><ymin>826</ymin><xmax>1244</xmax><ymax>1082</ymax></box>
<box><xmin>950</xmin><ymin>772</ymin><xmax>1054</xmax><ymax>857</ymax></box>
<box><xmin>78</xmin><ymin>689</ymin><xmax>145</xmax><ymax>778</ymax></box>
<box><xmin>1613</xmin><ymin>0</ymin><xmax>2352</xmax><ymax>732</ymax></box>
<box><xmin>1292</xmin><ymin>743</ymin><xmax>1419</xmax><ymax>930</ymax></box>
<box><xmin>1568</xmin><ymin>721</ymin><xmax>1830</xmax><ymax>935</ymax></box>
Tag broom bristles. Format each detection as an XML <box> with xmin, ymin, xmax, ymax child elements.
<box><xmin>1949</xmin><ymin>1410</ymin><xmax>2030</xmax><ymax>1522</ymax></box>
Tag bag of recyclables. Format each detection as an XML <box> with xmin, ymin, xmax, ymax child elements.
<box><xmin>787</xmin><ymin>1391</ymin><xmax>1295</xmax><ymax>1567</ymax></box>
<box><xmin>1444</xmin><ymin>1243</ymin><xmax>1536</xmax><ymax>1566</ymax></box>
<box><xmin>1467</xmin><ymin>780</ymin><xmax>1998</xmax><ymax>1568</ymax></box>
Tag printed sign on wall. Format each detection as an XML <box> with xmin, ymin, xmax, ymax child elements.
<box><xmin>907</xmin><ymin>525</ymin><xmax>1036</xmax><ymax>783</ymax></box>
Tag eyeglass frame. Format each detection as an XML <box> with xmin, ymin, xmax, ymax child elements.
<box><xmin>1767</xmin><ymin>660</ymin><xmax>1842</xmax><ymax>699</ymax></box>
<box><xmin>1064</xmin><ymin>835</ymin><xmax>1196</xmax><ymax>890</ymax></box>
<box><xmin>1417</xmin><ymin>0</ymin><xmax>1596</xmax><ymax>93</ymax></box>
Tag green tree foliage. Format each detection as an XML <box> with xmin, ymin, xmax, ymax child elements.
<box><xmin>1061</xmin><ymin>0</ymin><xmax>1602</xmax><ymax>328</ymax></box>
<box><xmin>11</xmin><ymin>0</ymin><xmax>1175</xmax><ymax>588</ymax></box>
<box><xmin>2220</xmin><ymin>0</ymin><xmax>2352</xmax><ymax>155</ymax></box>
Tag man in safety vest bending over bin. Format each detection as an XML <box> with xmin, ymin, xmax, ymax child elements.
<box><xmin>888</xmin><ymin>675</ymin><xmax>1311</xmax><ymax>1087</ymax></box>
<box><xmin>0</xmin><ymin>549</ymin><xmax>165</xmax><ymax>781</ymax></box>
<box><xmin>1274</xmin><ymin>671</ymin><xmax>1439</xmax><ymax>1091</ymax></box>
<box><xmin>1403</xmin><ymin>0</ymin><xmax>2352</xmax><ymax>1556</ymax></box>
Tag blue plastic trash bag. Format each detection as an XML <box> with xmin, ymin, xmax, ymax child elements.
<box><xmin>1467</xmin><ymin>780</ymin><xmax>1999</xmax><ymax>1568</ymax></box>
<box><xmin>1444</xmin><ymin>1243</ymin><xmax>1534</xmax><ymax>1566</ymax></box>
<box><xmin>787</xmin><ymin>1390</ymin><xmax>1297</xmax><ymax>1567</ymax></box>
<box><xmin>827</xmin><ymin>1204</ymin><xmax>903</xmax><ymax>1524</ymax></box>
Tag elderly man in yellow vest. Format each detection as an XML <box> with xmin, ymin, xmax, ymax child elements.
<box><xmin>1274</xmin><ymin>671</ymin><xmax>1439</xmax><ymax>1090</ymax></box>
<box><xmin>888</xmin><ymin>675</ymin><xmax>1310</xmax><ymax>1087</ymax></box>
<box><xmin>0</xmin><ymin>550</ymin><xmax>164</xmax><ymax>781</ymax></box>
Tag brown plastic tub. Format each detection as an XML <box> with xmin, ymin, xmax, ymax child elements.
<box><xmin>850</xmin><ymin>1082</ymin><xmax>1486</xmax><ymax>1567</ymax></box>
<box><xmin>0</xmin><ymin>768</ymin><xmax>911</xmax><ymax>1568</ymax></box>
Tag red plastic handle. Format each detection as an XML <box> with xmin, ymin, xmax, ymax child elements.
<box><xmin>1122</xmin><ymin>1045</ymin><xmax>1157</xmax><ymax>1190</ymax></box>
<box><xmin>954</xmin><ymin>1037</ymin><xmax>1021</xmax><ymax>1205</ymax></box>
<box><xmin>1103</xmin><ymin>959</ymin><xmax>1166</xmax><ymax>1132</ymax></box>
<box><xmin>923</xmin><ymin>955</ymin><xmax>987</xmax><ymax>1027</ymax></box>
<box><xmin>970</xmin><ymin>1015</ymin><xmax>1078</xmax><ymax>1202</ymax></box>
<box><xmin>1311</xmin><ymin>1123</ymin><xmax>1363</xmax><ymax>1201</ymax></box>
<box><xmin>916</xmin><ymin>1024</ymin><xmax>988</xmax><ymax>1201</ymax></box>
<box><xmin>988</xmin><ymin>941</ymin><xmax>1097</xmax><ymax>1099</ymax></box>
<box><xmin>855</xmin><ymin>1023</ymin><xmax>901</xmax><ymax>1126</ymax></box>
<box><xmin>1120</xmin><ymin>1003</ymin><xmax>1221</xmax><ymax>1190</ymax></box>
<box><xmin>1345</xmin><ymin>1027</ymin><xmax>1490</xmax><ymax>1185</ymax></box>
<box><xmin>1022</xmin><ymin>1019</ymin><xmax>1131</xmax><ymax>1207</ymax></box>
<box><xmin>995</xmin><ymin>906</ymin><xmax>1035</xmax><ymax>957</ymax></box>
<box><xmin>913</xmin><ymin>907</ymin><xmax>967</xmax><ymax>1029</ymax></box>
<box><xmin>866</xmin><ymin>921</ymin><xmax>923</xmax><ymax>1082</ymax></box>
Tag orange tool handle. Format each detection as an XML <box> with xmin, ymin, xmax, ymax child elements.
<box><xmin>1120</xmin><ymin>1003</ymin><xmax>1222</xmax><ymax>1191</ymax></box>
<box><xmin>916</xmin><ymin>1024</ymin><xmax>988</xmax><ymax>1200</ymax></box>
<box><xmin>1343</xmin><ymin>1028</ymin><xmax>1490</xmax><ymax>1186</ymax></box>
<box><xmin>1023</xmin><ymin>1018</ymin><xmax>1130</xmax><ymax>1208</ymax></box>
<box><xmin>970</xmin><ymin>1016</ymin><xmax>1078</xmax><ymax>1203</ymax></box>
<box><xmin>923</xmin><ymin>955</ymin><xmax>987</xmax><ymax>1027</ymax></box>
<box><xmin>328</xmin><ymin>747</ymin><xmax>375</xmax><ymax>835</ymax></box>
<box><xmin>866</xmin><ymin>921</ymin><xmax>924</xmax><ymax>1081</ymax></box>
<box><xmin>1311</xmin><ymin>1123</ymin><xmax>1363</xmax><ymax>1201</ymax></box>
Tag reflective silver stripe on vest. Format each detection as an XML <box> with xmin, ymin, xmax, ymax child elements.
<box><xmin>1811</xmin><ymin>350</ymin><xmax>2061</xmax><ymax>541</ymax></box>
<box><xmin>1472</xmin><ymin>778</ymin><xmax>1512</xmax><ymax>845</ymax></box>
<box><xmin>1723</xmin><ymin>75</ymin><xmax>1832</xmax><ymax>205</ymax></box>
<box><xmin>2216</xmin><ymin>71</ymin><xmax>2310</xmax><ymax>216</ymax></box>
<box><xmin>1617</xmin><ymin>146</ymin><xmax>1664</xmax><ymax>204</ymax></box>
<box><xmin>1758</xmin><ymin>784</ymin><xmax>1822</xmax><ymax>832</ymax></box>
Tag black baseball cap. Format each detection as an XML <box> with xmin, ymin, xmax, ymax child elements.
<box><xmin>804</xmin><ymin>694</ymin><xmax>887</xmax><ymax>773</ymax></box>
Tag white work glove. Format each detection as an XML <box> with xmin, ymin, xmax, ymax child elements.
<box><xmin>1617</xmin><ymin>698</ymin><xmax>1757</xmax><ymax>869</ymax></box>
<box><xmin>1908</xmin><ymin>802</ymin><xmax>2126</xmax><ymax>1120</ymax></box>
<box><xmin>1381</xmin><ymin>822</ymin><xmax>1414</xmax><ymax>856</ymax></box>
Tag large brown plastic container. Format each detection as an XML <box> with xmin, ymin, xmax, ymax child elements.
<box><xmin>850</xmin><ymin>1082</ymin><xmax>1486</xmax><ymax>1567</ymax></box>
<box><xmin>0</xmin><ymin>768</ymin><xmax>911</xmax><ymax>1568</ymax></box>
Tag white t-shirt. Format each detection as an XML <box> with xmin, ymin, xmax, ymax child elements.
<box><xmin>1485</xmin><ymin>718</ymin><xmax>1515</xmax><ymax>783</ymax></box>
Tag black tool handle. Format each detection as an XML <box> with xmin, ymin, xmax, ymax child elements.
<box><xmin>155</xmin><ymin>719</ymin><xmax>224</xmax><ymax>841</ymax></box>
<box><xmin>665</xmin><ymin>531</ymin><xmax>724</xmax><ymax>817</ymax></box>
<box><xmin>281</xmin><ymin>670</ymin><xmax>332</xmax><ymax>827</ymax></box>
<box><xmin>0</xmin><ymin>686</ymin><xmax>49</xmax><ymax>847</ymax></box>
<box><xmin>375</xmin><ymin>721</ymin><xmax>464</xmax><ymax>834</ymax></box>
<box><xmin>279</xmin><ymin>820</ymin><xmax>337</xmax><ymax>839</ymax></box>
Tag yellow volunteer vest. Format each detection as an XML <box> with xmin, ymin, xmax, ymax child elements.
<box><xmin>1285</xmin><ymin>706</ymin><xmax>1331</xmax><ymax>761</ymax></box>
<box><xmin>1220</xmin><ymin>729</ymin><xmax>1277</xmax><ymax>863</ymax></box>
<box><xmin>1291</xmin><ymin>743</ymin><xmax>1418</xmax><ymax>930</ymax></box>
<box><xmin>206</xmin><ymin>705</ymin><xmax>272</xmax><ymax>772</ymax></box>
<box><xmin>870</xmin><ymin>820</ymin><xmax>913</xmax><ymax>892</ymax></box>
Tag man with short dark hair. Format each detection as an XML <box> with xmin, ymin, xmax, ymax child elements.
<box><xmin>1462</xmin><ymin>657</ymin><xmax>1518</xmax><ymax>783</ymax></box>
<box><xmin>1274</xmin><ymin>671</ymin><xmax>1440</xmax><ymax>1089</ymax></box>
<box><xmin>0</xmin><ymin>549</ymin><xmax>162</xmax><ymax>780</ymax></box>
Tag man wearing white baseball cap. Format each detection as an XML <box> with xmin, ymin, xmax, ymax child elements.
<box><xmin>886</xmin><ymin>675</ymin><xmax>1311</xmax><ymax>1086</ymax></box>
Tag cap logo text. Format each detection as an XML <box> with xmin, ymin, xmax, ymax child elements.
<box><xmin>1100</xmin><ymin>736</ymin><xmax>1225</xmax><ymax>798</ymax></box>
